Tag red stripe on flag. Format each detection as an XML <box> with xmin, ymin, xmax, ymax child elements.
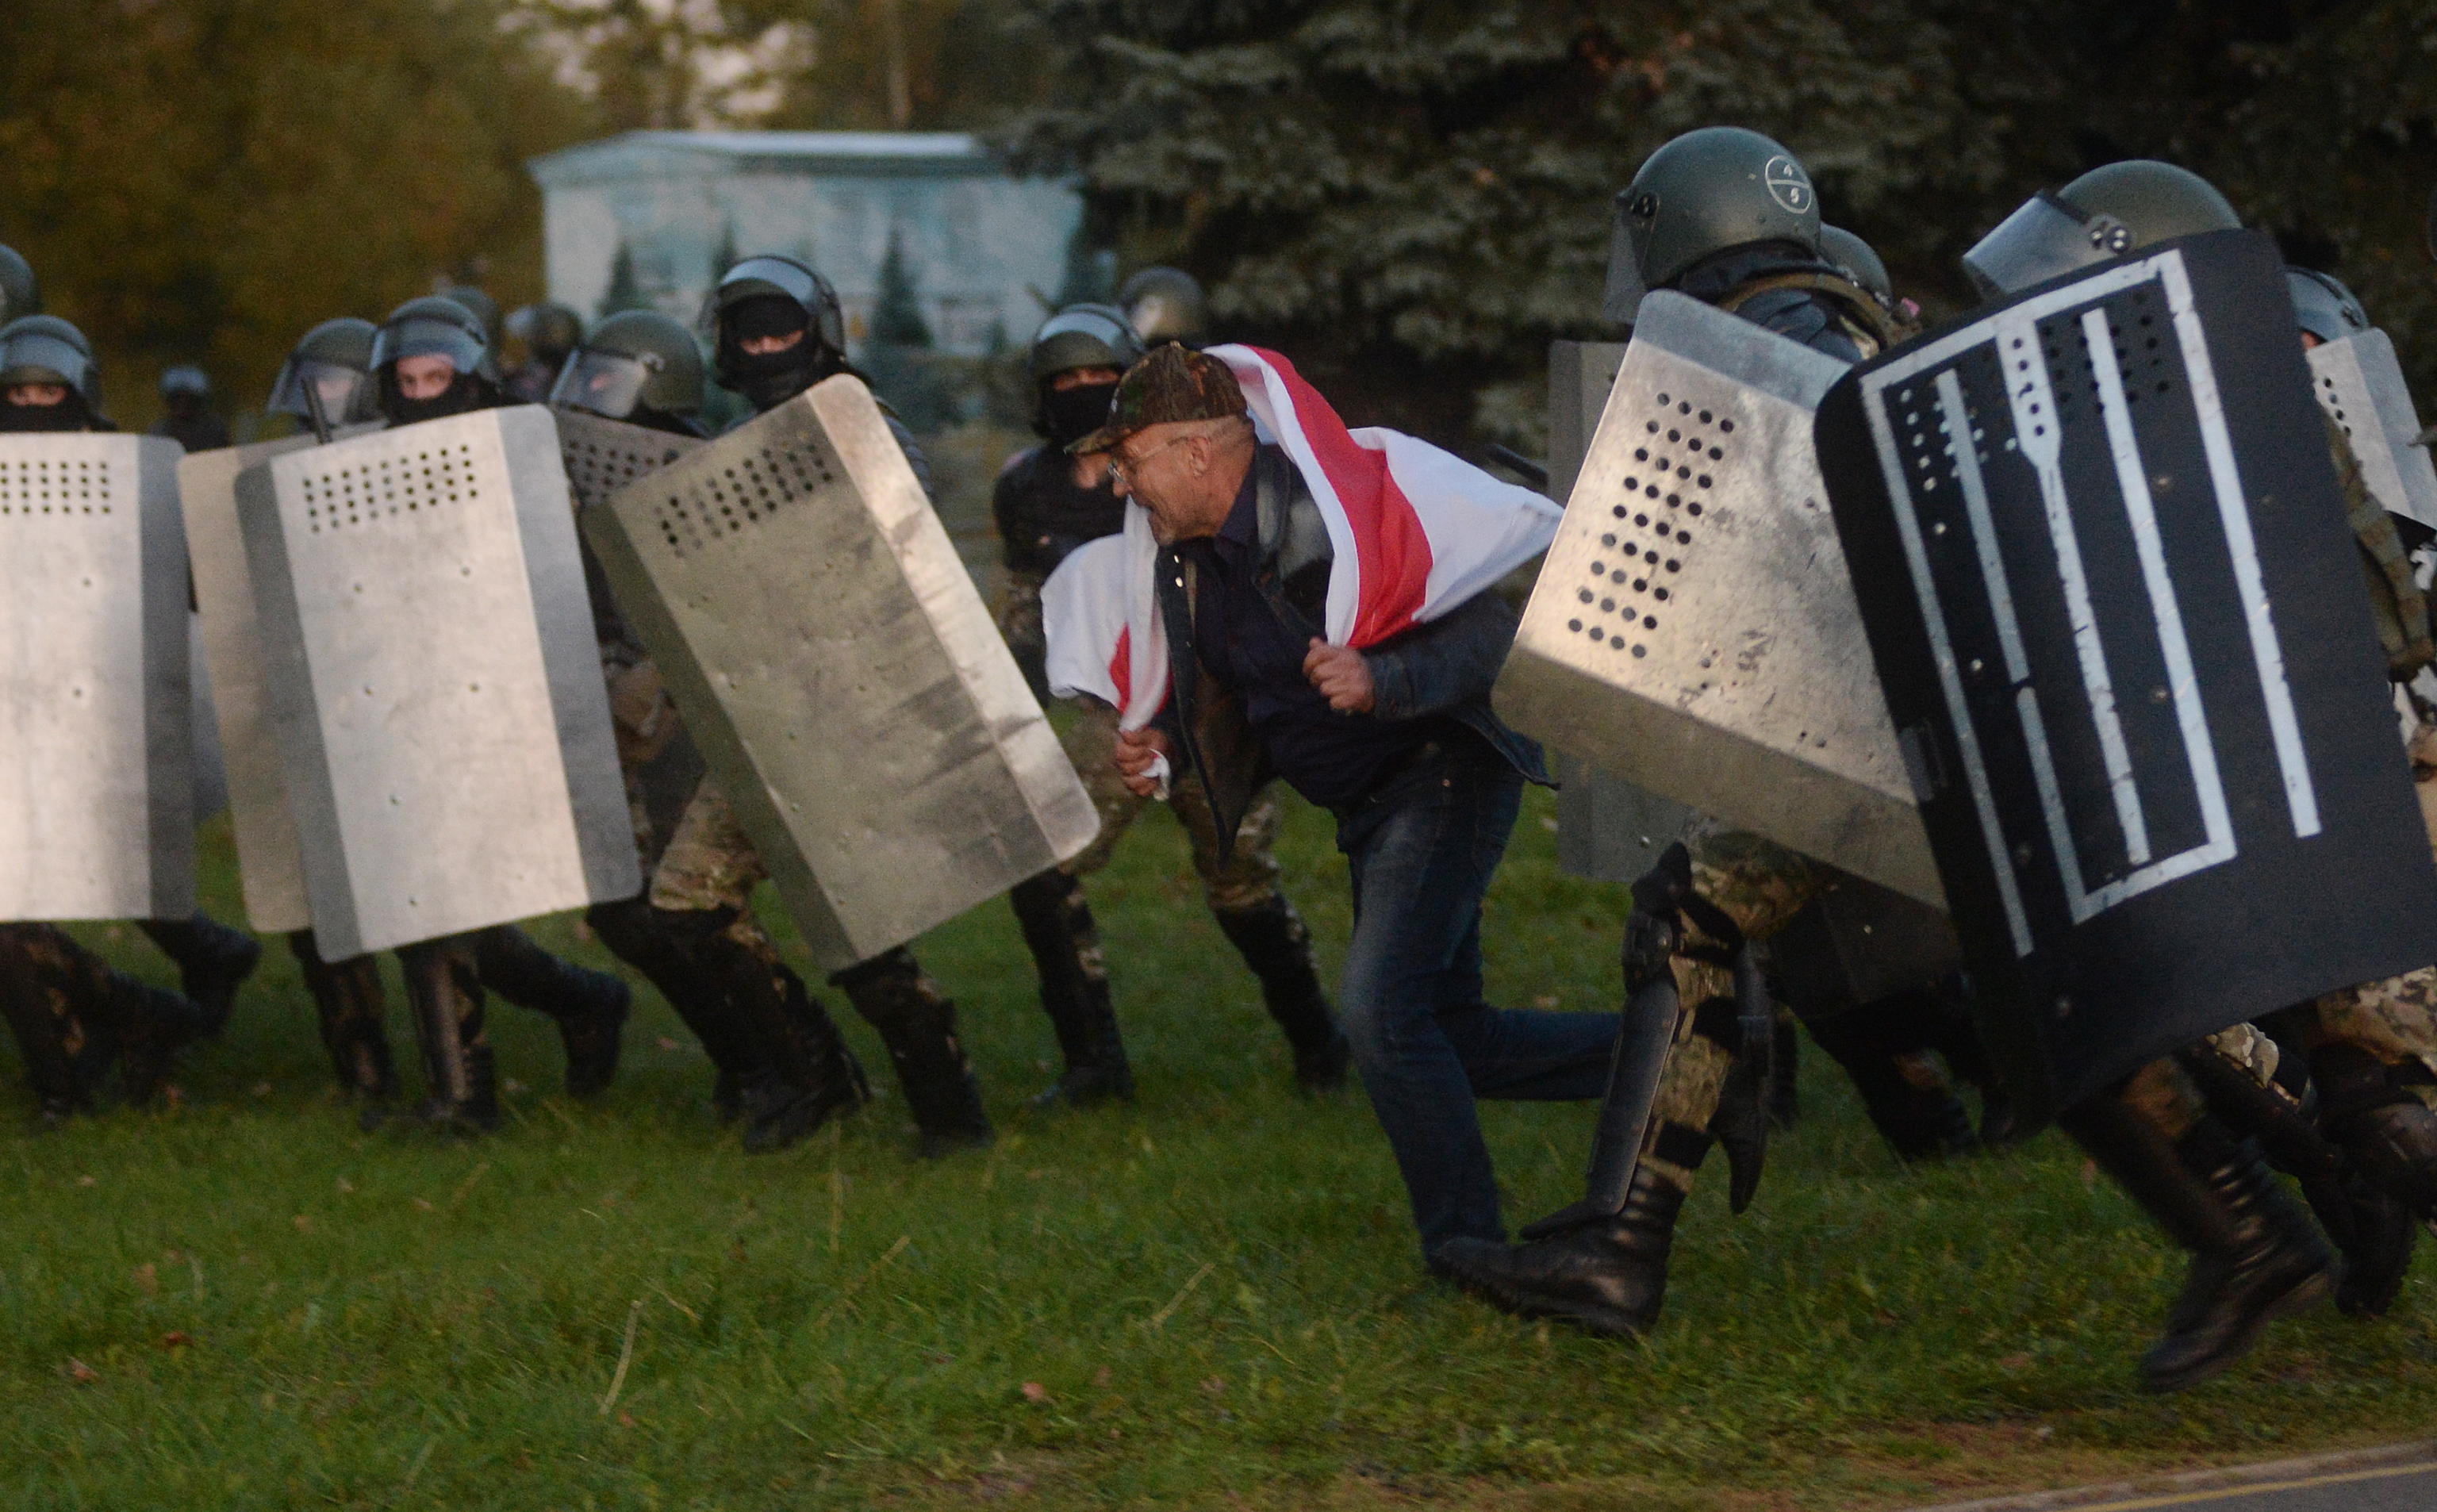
<box><xmin>1245</xmin><ymin>347</ymin><xmax>1433</xmax><ymax>647</ymax></box>
<box><xmin>1108</xmin><ymin>624</ymin><xmax>1133</xmax><ymax>710</ymax></box>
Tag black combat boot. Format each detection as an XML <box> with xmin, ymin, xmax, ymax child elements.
<box><xmin>106</xmin><ymin>976</ymin><xmax>213</xmax><ymax>1108</ymax></box>
<box><xmin>2179</xmin><ymin>1041</ymin><xmax>2416</xmax><ymax>1318</ymax></box>
<box><xmin>2062</xmin><ymin>1096</ymin><xmax>2332</xmax><ymax>1394</ymax></box>
<box><xmin>1432</xmin><ymin>1160</ymin><xmax>1692</xmax><ymax>1337</ymax></box>
<box><xmin>390</xmin><ymin>936</ymin><xmax>500</xmax><ymax>1134</ymax></box>
<box><xmin>655</xmin><ymin>907</ymin><xmax>865</xmax><ymax>1153</ymax></box>
<box><xmin>835</xmin><ymin>947</ymin><xmax>992</xmax><ymax>1157</ymax></box>
<box><xmin>1213</xmin><ymin>896</ymin><xmax>1351</xmax><ymax>1092</ymax></box>
<box><xmin>138</xmin><ymin>912</ymin><xmax>262</xmax><ymax>1036</ymax></box>
<box><xmin>0</xmin><ymin>930</ymin><xmax>92</xmax><ymax>1123</ymax></box>
<box><xmin>2314</xmin><ymin>1045</ymin><xmax>2437</xmax><ymax>1227</ymax></box>
<box><xmin>1008</xmin><ymin>869</ymin><xmax>1133</xmax><ymax>1107</ymax></box>
<box><xmin>288</xmin><ymin>932</ymin><xmax>397</xmax><ymax>1105</ymax></box>
<box><xmin>473</xmin><ymin>926</ymin><xmax>630</xmax><ymax>1099</ymax></box>
<box><xmin>590</xmin><ymin>894</ymin><xmax>757</xmax><ymax>1122</ymax></box>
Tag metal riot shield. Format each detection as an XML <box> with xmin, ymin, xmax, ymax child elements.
<box><xmin>555</xmin><ymin>410</ymin><xmax>705</xmax><ymax>515</ymax></box>
<box><xmin>2305</xmin><ymin>327</ymin><xmax>2437</xmax><ymax>535</ymax></box>
<box><xmin>1815</xmin><ymin>229</ymin><xmax>2437</xmax><ymax>1122</ymax></box>
<box><xmin>237</xmin><ymin>405</ymin><xmax>638</xmax><ymax>959</ymax></box>
<box><xmin>0</xmin><ymin>434</ymin><xmax>195</xmax><ymax>920</ymax></box>
<box><xmin>1545</xmin><ymin>340</ymin><xmax>1699</xmax><ymax>884</ymax></box>
<box><xmin>1499</xmin><ymin>293</ymin><xmax>1940</xmax><ymax>903</ymax></box>
<box><xmin>582</xmin><ymin>375</ymin><xmax>1100</xmax><ymax>971</ymax></box>
<box><xmin>1767</xmin><ymin>870</ymin><xmax>1962</xmax><ymax>1021</ymax></box>
<box><xmin>181</xmin><ymin>432</ymin><xmax>335</xmax><ymax>934</ymax></box>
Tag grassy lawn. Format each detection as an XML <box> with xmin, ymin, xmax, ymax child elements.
<box><xmin>4</xmin><ymin>785</ymin><xmax>2434</xmax><ymax>1510</ymax></box>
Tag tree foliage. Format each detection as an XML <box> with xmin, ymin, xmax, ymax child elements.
<box><xmin>0</xmin><ymin>0</ymin><xmax>593</xmax><ymax>425</ymax></box>
<box><xmin>1003</xmin><ymin>0</ymin><xmax>2437</xmax><ymax>445</ymax></box>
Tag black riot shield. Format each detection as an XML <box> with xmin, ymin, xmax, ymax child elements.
<box><xmin>1814</xmin><ymin>229</ymin><xmax>2437</xmax><ymax>1123</ymax></box>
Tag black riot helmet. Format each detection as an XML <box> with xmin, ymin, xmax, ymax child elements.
<box><xmin>705</xmin><ymin>254</ymin><xmax>850</xmax><ymax>410</ymax></box>
<box><xmin>507</xmin><ymin>301</ymin><xmax>584</xmax><ymax>368</ymax></box>
<box><xmin>160</xmin><ymin>364</ymin><xmax>211</xmax><ymax>405</ymax></box>
<box><xmin>1819</xmin><ymin>224</ymin><xmax>1891</xmax><ymax>301</ymax></box>
<box><xmin>1027</xmin><ymin>303</ymin><xmax>1143</xmax><ymax>446</ymax></box>
<box><xmin>2288</xmin><ymin>267</ymin><xmax>2370</xmax><ymax>346</ymax></box>
<box><xmin>269</xmin><ymin>317</ymin><xmax>380</xmax><ymax>428</ymax></box>
<box><xmin>1605</xmin><ymin>127</ymin><xmax>1821</xmax><ymax>323</ymax></box>
<box><xmin>1118</xmin><ymin>267</ymin><xmax>1208</xmax><ymax>346</ymax></box>
<box><xmin>1962</xmin><ymin>160</ymin><xmax>2242</xmax><ymax>302</ymax></box>
<box><xmin>0</xmin><ymin>315</ymin><xmax>98</xmax><ymax>401</ymax></box>
<box><xmin>370</xmin><ymin>295</ymin><xmax>498</xmax><ymax>425</ymax></box>
<box><xmin>0</xmin><ymin>245</ymin><xmax>37</xmax><ymax>324</ymax></box>
<box><xmin>550</xmin><ymin>309</ymin><xmax>704</xmax><ymax>425</ymax></box>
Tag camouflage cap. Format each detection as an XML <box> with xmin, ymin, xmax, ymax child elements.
<box><xmin>1069</xmin><ymin>342</ymin><xmax>1248</xmax><ymax>455</ymax></box>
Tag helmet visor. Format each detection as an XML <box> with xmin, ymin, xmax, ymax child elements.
<box><xmin>1962</xmin><ymin>192</ymin><xmax>2116</xmax><ymax>302</ymax></box>
<box><xmin>1601</xmin><ymin>198</ymin><xmax>1650</xmax><ymax>324</ymax></box>
<box><xmin>270</xmin><ymin>359</ymin><xmax>369</xmax><ymax>424</ymax></box>
<box><xmin>547</xmin><ymin>348</ymin><xmax>656</xmax><ymax>420</ymax></box>
<box><xmin>0</xmin><ymin>330</ymin><xmax>91</xmax><ymax>394</ymax></box>
<box><xmin>370</xmin><ymin>315</ymin><xmax>485</xmax><ymax>376</ymax></box>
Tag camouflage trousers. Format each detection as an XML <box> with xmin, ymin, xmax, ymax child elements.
<box><xmin>1054</xmin><ymin>698</ymin><xmax>1287</xmax><ymax>914</ymax></box>
<box><xmin>651</xmin><ymin>777</ymin><xmax>777</xmax><ymax>944</ymax></box>
<box><xmin>1633</xmin><ymin>822</ymin><xmax>1824</xmax><ymax>1193</ymax></box>
<box><xmin>603</xmin><ymin>650</ymin><xmax>692</xmax><ymax>877</ymax></box>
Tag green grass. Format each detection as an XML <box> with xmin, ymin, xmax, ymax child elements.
<box><xmin>5</xmin><ymin>787</ymin><xmax>2435</xmax><ymax>1510</ymax></box>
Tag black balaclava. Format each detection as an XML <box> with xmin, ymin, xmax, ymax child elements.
<box><xmin>0</xmin><ymin>390</ymin><xmax>98</xmax><ymax>432</ymax></box>
<box><xmin>379</xmin><ymin>366</ymin><xmax>496</xmax><ymax>428</ymax></box>
<box><xmin>720</xmin><ymin>294</ymin><xmax>841</xmax><ymax>413</ymax></box>
<box><xmin>1038</xmin><ymin>377</ymin><xmax>1120</xmax><ymax>449</ymax></box>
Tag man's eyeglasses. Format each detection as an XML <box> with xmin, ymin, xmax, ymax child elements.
<box><xmin>1108</xmin><ymin>432</ymin><xmax>1193</xmax><ymax>482</ymax></box>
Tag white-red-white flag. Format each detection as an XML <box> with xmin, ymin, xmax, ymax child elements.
<box><xmin>1042</xmin><ymin>344</ymin><xmax>1559</xmax><ymax>732</ymax></box>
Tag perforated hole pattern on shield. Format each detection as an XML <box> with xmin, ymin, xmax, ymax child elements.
<box><xmin>295</xmin><ymin>443</ymin><xmax>478</xmax><ymax>534</ymax></box>
<box><xmin>649</xmin><ymin>433</ymin><xmax>836</xmax><ymax>559</ymax></box>
<box><xmin>562</xmin><ymin>433</ymin><xmax>694</xmax><ymax>514</ymax></box>
<box><xmin>2040</xmin><ymin>284</ymin><xmax>2178</xmax><ymax>426</ymax></box>
<box><xmin>0</xmin><ymin>455</ymin><xmax>114</xmax><ymax>517</ymax></box>
<box><xmin>1562</xmin><ymin>387</ymin><xmax>1722</xmax><ymax>660</ymax></box>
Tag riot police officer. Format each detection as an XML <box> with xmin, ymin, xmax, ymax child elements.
<box><xmin>547</xmin><ymin>309</ymin><xmax>805</xmax><ymax>1129</ymax></box>
<box><xmin>506</xmin><ymin>301</ymin><xmax>585</xmax><ymax>405</ymax></box>
<box><xmin>637</xmin><ymin>254</ymin><xmax>990</xmax><ymax>1157</ymax></box>
<box><xmin>0</xmin><ymin>313</ymin><xmax>248</xmax><ymax>1113</ymax></box>
<box><xmin>150</xmin><ymin>365</ymin><xmax>229</xmax><ymax>453</ymax></box>
<box><xmin>1437</xmin><ymin>130</ymin><xmax>2002</xmax><ymax>1341</ymax></box>
<box><xmin>278</xmin><ymin>297</ymin><xmax>632</xmax><ymax>1132</ymax></box>
<box><xmin>996</xmin><ymin>304</ymin><xmax>1346</xmax><ymax>1105</ymax></box>
<box><xmin>264</xmin><ymin>317</ymin><xmax>382</xmax><ymax>438</ymax></box>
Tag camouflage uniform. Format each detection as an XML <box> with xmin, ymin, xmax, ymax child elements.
<box><xmin>0</xmin><ymin>923</ymin><xmax>204</xmax><ymax>1117</ymax></box>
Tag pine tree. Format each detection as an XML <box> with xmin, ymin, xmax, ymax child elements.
<box><xmin>870</xmin><ymin>228</ymin><xmax>934</xmax><ymax>348</ymax></box>
<box><xmin>598</xmin><ymin>242</ymin><xmax>652</xmax><ymax>318</ymax></box>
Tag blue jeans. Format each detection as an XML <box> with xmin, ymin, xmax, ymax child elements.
<box><xmin>1332</xmin><ymin>730</ymin><xmax>1620</xmax><ymax>1255</ymax></box>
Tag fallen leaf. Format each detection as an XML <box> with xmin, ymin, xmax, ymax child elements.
<box><xmin>1019</xmin><ymin>1381</ymin><xmax>1049</xmax><ymax>1403</ymax></box>
<box><xmin>503</xmin><ymin>1078</ymin><xmax>527</xmax><ymax>1096</ymax></box>
<box><xmin>251</xmin><ymin>1081</ymin><xmax>273</xmax><ymax>1098</ymax></box>
<box><xmin>65</xmin><ymin>1359</ymin><xmax>98</xmax><ymax>1383</ymax></box>
<box><xmin>159</xmin><ymin>1332</ymin><xmax>194</xmax><ymax>1350</ymax></box>
<box><xmin>1091</xmin><ymin>1366</ymin><xmax>1112</xmax><ymax>1387</ymax></box>
<box><xmin>616</xmin><ymin>1411</ymin><xmax>636</xmax><ymax>1427</ymax></box>
<box><xmin>335</xmin><ymin>1178</ymin><xmax>355</xmax><ymax>1195</ymax></box>
<box><xmin>75</xmin><ymin>1175</ymin><xmax>96</xmax><ymax>1188</ymax></box>
<box><xmin>1201</xmin><ymin>1376</ymin><xmax>1226</xmax><ymax>1395</ymax></box>
<box><xmin>133</xmin><ymin>1263</ymin><xmax>159</xmax><ymax>1295</ymax></box>
<box><xmin>412</xmin><ymin>1197</ymin><xmax>434</xmax><ymax>1212</ymax></box>
<box><xmin>2079</xmin><ymin>1158</ymin><xmax>2099</xmax><ymax>1188</ymax></box>
<box><xmin>292</xmin><ymin>1215</ymin><xmax>315</xmax><ymax>1234</ymax></box>
<box><xmin>1999</xmin><ymin>1353</ymin><xmax>2033</xmax><ymax>1371</ymax></box>
<box><xmin>655</xmin><ymin>1036</ymin><xmax>681</xmax><ymax>1052</ymax></box>
<box><xmin>1533</xmin><ymin>994</ymin><xmax>1560</xmax><ymax>1009</ymax></box>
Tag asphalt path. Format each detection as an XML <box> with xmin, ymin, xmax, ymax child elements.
<box><xmin>1903</xmin><ymin>1446</ymin><xmax>2437</xmax><ymax>1511</ymax></box>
